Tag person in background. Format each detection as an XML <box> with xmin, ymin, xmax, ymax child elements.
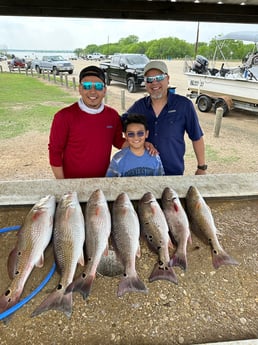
<box><xmin>10</xmin><ymin>54</ymin><xmax>16</xmax><ymax>67</ymax></box>
<box><xmin>106</xmin><ymin>113</ymin><xmax>164</xmax><ymax>177</ymax></box>
<box><xmin>48</xmin><ymin>66</ymin><xmax>126</xmax><ymax>178</ymax></box>
<box><xmin>121</xmin><ymin>60</ymin><xmax>207</xmax><ymax>176</ymax></box>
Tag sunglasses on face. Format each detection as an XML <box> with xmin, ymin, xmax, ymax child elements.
<box><xmin>144</xmin><ymin>74</ymin><xmax>167</xmax><ymax>84</ymax></box>
<box><xmin>126</xmin><ymin>131</ymin><xmax>145</xmax><ymax>138</ymax></box>
<box><xmin>81</xmin><ymin>81</ymin><xmax>105</xmax><ymax>91</ymax></box>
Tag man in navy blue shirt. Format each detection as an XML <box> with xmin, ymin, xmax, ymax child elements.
<box><xmin>121</xmin><ymin>60</ymin><xmax>207</xmax><ymax>176</ymax></box>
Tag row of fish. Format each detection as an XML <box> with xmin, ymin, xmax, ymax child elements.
<box><xmin>0</xmin><ymin>186</ymin><xmax>238</xmax><ymax>319</ymax></box>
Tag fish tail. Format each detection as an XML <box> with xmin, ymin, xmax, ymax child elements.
<box><xmin>65</xmin><ymin>273</ymin><xmax>94</xmax><ymax>300</ymax></box>
<box><xmin>149</xmin><ymin>263</ymin><xmax>178</xmax><ymax>284</ymax></box>
<box><xmin>117</xmin><ymin>275</ymin><xmax>148</xmax><ymax>297</ymax></box>
<box><xmin>169</xmin><ymin>251</ymin><xmax>188</xmax><ymax>271</ymax></box>
<box><xmin>31</xmin><ymin>289</ymin><xmax>72</xmax><ymax>318</ymax></box>
<box><xmin>211</xmin><ymin>248</ymin><xmax>239</xmax><ymax>269</ymax></box>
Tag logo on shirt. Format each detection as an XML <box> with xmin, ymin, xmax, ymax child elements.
<box><xmin>124</xmin><ymin>167</ymin><xmax>155</xmax><ymax>177</ymax></box>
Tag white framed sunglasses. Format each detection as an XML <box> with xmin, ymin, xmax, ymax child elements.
<box><xmin>144</xmin><ymin>74</ymin><xmax>167</xmax><ymax>84</ymax></box>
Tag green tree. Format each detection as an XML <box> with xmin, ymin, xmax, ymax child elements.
<box><xmin>85</xmin><ymin>44</ymin><xmax>100</xmax><ymax>54</ymax></box>
<box><xmin>81</xmin><ymin>34</ymin><xmax>256</xmax><ymax>62</ymax></box>
<box><xmin>118</xmin><ymin>35</ymin><xmax>139</xmax><ymax>46</ymax></box>
<box><xmin>74</xmin><ymin>48</ymin><xmax>84</xmax><ymax>58</ymax></box>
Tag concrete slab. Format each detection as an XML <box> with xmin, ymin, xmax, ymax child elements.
<box><xmin>0</xmin><ymin>172</ymin><xmax>258</xmax><ymax>206</ymax></box>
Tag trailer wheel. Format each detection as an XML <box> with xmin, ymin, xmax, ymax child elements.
<box><xmin>196</xmin><ymin>95</ymin><xmax>212</xmax><ymax>112</ymax></box>
<box><xmin>214</xmin><ymin>98</ymin><xmax>229</xmax><ymax>116</ymax></box>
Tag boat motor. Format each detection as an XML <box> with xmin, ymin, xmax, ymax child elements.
<box><xmin>191</xmin><ymin>55</ymin><xmax>209</xmax><ymax>74</ymax></box>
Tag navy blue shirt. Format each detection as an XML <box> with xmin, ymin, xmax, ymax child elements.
<box><xmin>122</xmin><ymin>93</ymin><xmax>203</xmax><ymax>175</ymax></box>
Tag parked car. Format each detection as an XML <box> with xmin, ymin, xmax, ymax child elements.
<box><xmin>31</xmin><ymin>55</ymin><xmax>74</xmax><ymax>75</ymax></box>
<box><xmin>86</xmin><ymin>53</ymin><xmax>106</xmax><ymax>60</ymax></box>
<box><xmin>7</xmin><ymin>57</ymin><xmax>27</xmax><ymax>71</ymax></box>
<box><xmin>100</xmin><ymin>53</ymin><xmax>149</xmax><ymax>92</ymax></box>
<box><xmin>0</xmin><ymin>55</ymin><xmax>7</xmax><ymax>61</ymax></box>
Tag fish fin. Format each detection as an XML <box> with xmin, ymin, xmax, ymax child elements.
<box><xmin>211</xmin><ymin>248</ymin><xmax>239</xmax><ymax>269</ymax></box>
<box><xmin>169</xmin><ymin>251</ymin><xmax>187</xmax><ymax>271</ymax></box>
<box><xmin>65</xmin><ymin>273</ymin><xmax>95</xmax><ymax>300</ymax></box>
<box><xmin>136</xmin><ymin>245</ymin><xmax>141</xmax><ymax>258</ymax></box>
<box><xmin>149</xmin><ymin>263</ymin><xmax>178</xmax><ymax>284</ymax></box>
<box><xmin>32</xmin><ymin>209</ymin><xmax>44</xmax><ymax>221</ymax></box>
<box><xmin>7</xmin><ymin>247</ymin><xmax>18</xmax><ymax>279</ymax></box>
<box><xmin>35</xmin><ymin>253</ymin><xmax>44</xmax><ymax>268</ymax></box>
<box><xmin>31</xmin><ymin>288</ymin><xmax>72</xmax><ymax>318</ymax></box>
<box><xmin>196</xmin><ymin>201</ymin><xmax>202</xmax><ymax>210</ymax></box>
<box><xmin>173</xmin><ymin>202</ymin><xmax>179</xmax><ymax>212</ymax></box>
<box><xmin>78</xmin><ymin>251</ymin><xmax>85</xmax><ymax>266</ymax></box>
<box><xmin>188</xmin><ymin>233</ymin><xmax>193</xmax><ymax>245</ymax></box>
<box><xmin>168</xmin><ymin>231</ymin><xmax>177</xmax><ymax>247</ymax></box>
<box><xmin>103</xmin><ymin>245</ymin><xmax>109</xmax><ymax>257</ymax></box>
<box><xmin>168</xmin><ymin>238</ymin><xmax>174</xmax><ymax>249</ymax></box>
<box><xmin>117</xmin><ymin>275</ymin><xmax>148</xmax><ymax>297</ymax></box>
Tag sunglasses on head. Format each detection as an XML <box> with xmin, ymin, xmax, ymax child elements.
<box><xmin>81</xmin><ymin>81</ymin><xmax>105</xmax><ymax>91</ymax></box>
<box><xmin>126</xmin><ymin>131</ymin><xmax>145</xmax><ymax>138</ymax></box>
<box><xmin>144</xmin><ymin>74</ymin><xmax>167</xmax><ymax>84</ymax></box>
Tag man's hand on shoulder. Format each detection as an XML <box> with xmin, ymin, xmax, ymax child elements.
<box><xmin>145</xmin><ymin>141</ymin><xmax>159</xmax><ymax>156</ymax></box>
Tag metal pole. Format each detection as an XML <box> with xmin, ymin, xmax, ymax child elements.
<box><xmin>194</xmin><ymin>22</ymin><xmax>200</xmax><ymax>57</ymax></box>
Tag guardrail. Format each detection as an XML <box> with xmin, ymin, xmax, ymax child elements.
<box><xmin>1</xmin><ymin>65</ymin><xmax>77</xmax><ymax>91</ymax></box>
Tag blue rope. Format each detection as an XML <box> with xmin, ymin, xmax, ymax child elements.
<box><xmin>0</xmin><ymin>225</ymin><xmax>21</xmax><ymax>233</ymax></box>
<box><xmin>0</xmin><ymin>226</ymin><xmax>56</xmax><ymax>321</ymax></box>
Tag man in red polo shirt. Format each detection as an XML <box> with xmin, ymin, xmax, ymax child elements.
<box><xmin>48</xmin><ymin>66</ymin><xmax>125</xmax><ymax>178</ymax></box>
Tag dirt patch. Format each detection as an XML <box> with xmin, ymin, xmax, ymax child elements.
<box><xmin>0</xmin><ymin>60</ymin><xmax>258</xmax><ymax>344</ymax></box>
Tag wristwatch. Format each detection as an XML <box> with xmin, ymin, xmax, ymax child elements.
<box><xmin>197</xmin><ymin>164</ymin><xmax>208</xmax><ymax>170</ymax></box>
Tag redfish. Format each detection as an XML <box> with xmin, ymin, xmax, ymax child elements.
<box><xmin>0</xmin><ymin>195</ymin><xmax>56</xmax><ymax>315</ymax></box>
<box><xmin>66</xmin><ymin>189</ymin><xmax>111</xmax><ymax>300</ymax></box>
<box><xmin>185</xmin><ymin>186</ymin><xmax>238</xmax><ymax>269</ymax></box>
<box><xmin>32</xmin><ymin>192</ymin><xmax>85</xmax><ymax>318</ymax></box>
<box><xmin>161</xmin><ymin>187</ymin><xmax>191</xmax><ymax>271</ymax></box>
<box><xmin>112</xmin><ymin>192</ymin><xmax>148</xmax><ymax>297</ymax></box>
<box><xmin>138</xmin><ymin>192</ymin><xmax>177</xmax><ymax>284</ymax></box>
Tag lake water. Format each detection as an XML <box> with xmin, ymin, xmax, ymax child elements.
<box><xmin>5</xmin><ymin>50</ymin><xmax>76</xmax><ymax>60</ymax></box>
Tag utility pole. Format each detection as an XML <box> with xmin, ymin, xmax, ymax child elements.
<box><xmin>194</xmin><ymin>22</ymin><xmax>200</xmax><ymax>57</ymax></box>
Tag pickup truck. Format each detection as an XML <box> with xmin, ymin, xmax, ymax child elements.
<box><xmin>86</xmin><ymin>53</ymin><xmax>106</xmax><ymax>60</ymax></box>
<box><xmin>32</xmin><ymin>55</ymin><xmax>74</xmax><ymax>75</ymax></box>
<box><xmin>100</xmin><ymin>53</ymin><xmax>149</xmax><ymax>93</ymax></box>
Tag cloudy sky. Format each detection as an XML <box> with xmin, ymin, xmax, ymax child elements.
<box><xmin>0</xmin><ymin>16</ymin><xmax>258</xmax><ymax>51</ymax></box>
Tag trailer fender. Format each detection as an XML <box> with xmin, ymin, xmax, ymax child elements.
<box><xmin>214</xmin><ymin>96</ymin><xmax>233</xmax><ymax>116</ymax></box>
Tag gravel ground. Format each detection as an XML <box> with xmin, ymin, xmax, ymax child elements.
<box><xmin>0</xmin><ymin>59</ymin><xmax>258</xmax><ymax>344</ymax></box>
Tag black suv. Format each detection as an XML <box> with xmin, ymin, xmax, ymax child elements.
<box><xmin>100</xmin><ymin>54</ymin><xmax>149</xmax><ymax>93</ymax></box>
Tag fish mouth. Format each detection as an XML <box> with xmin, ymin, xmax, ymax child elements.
<box><xmin>141</xmin><ymin>192</ymin><xmax>156</xmax><ymax>204</ymax></box>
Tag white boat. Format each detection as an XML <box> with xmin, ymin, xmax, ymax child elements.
<box><xmin>184</xmin><ymin>31</ymin><xmax>258</xmax><ymax>115</ymax></box>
